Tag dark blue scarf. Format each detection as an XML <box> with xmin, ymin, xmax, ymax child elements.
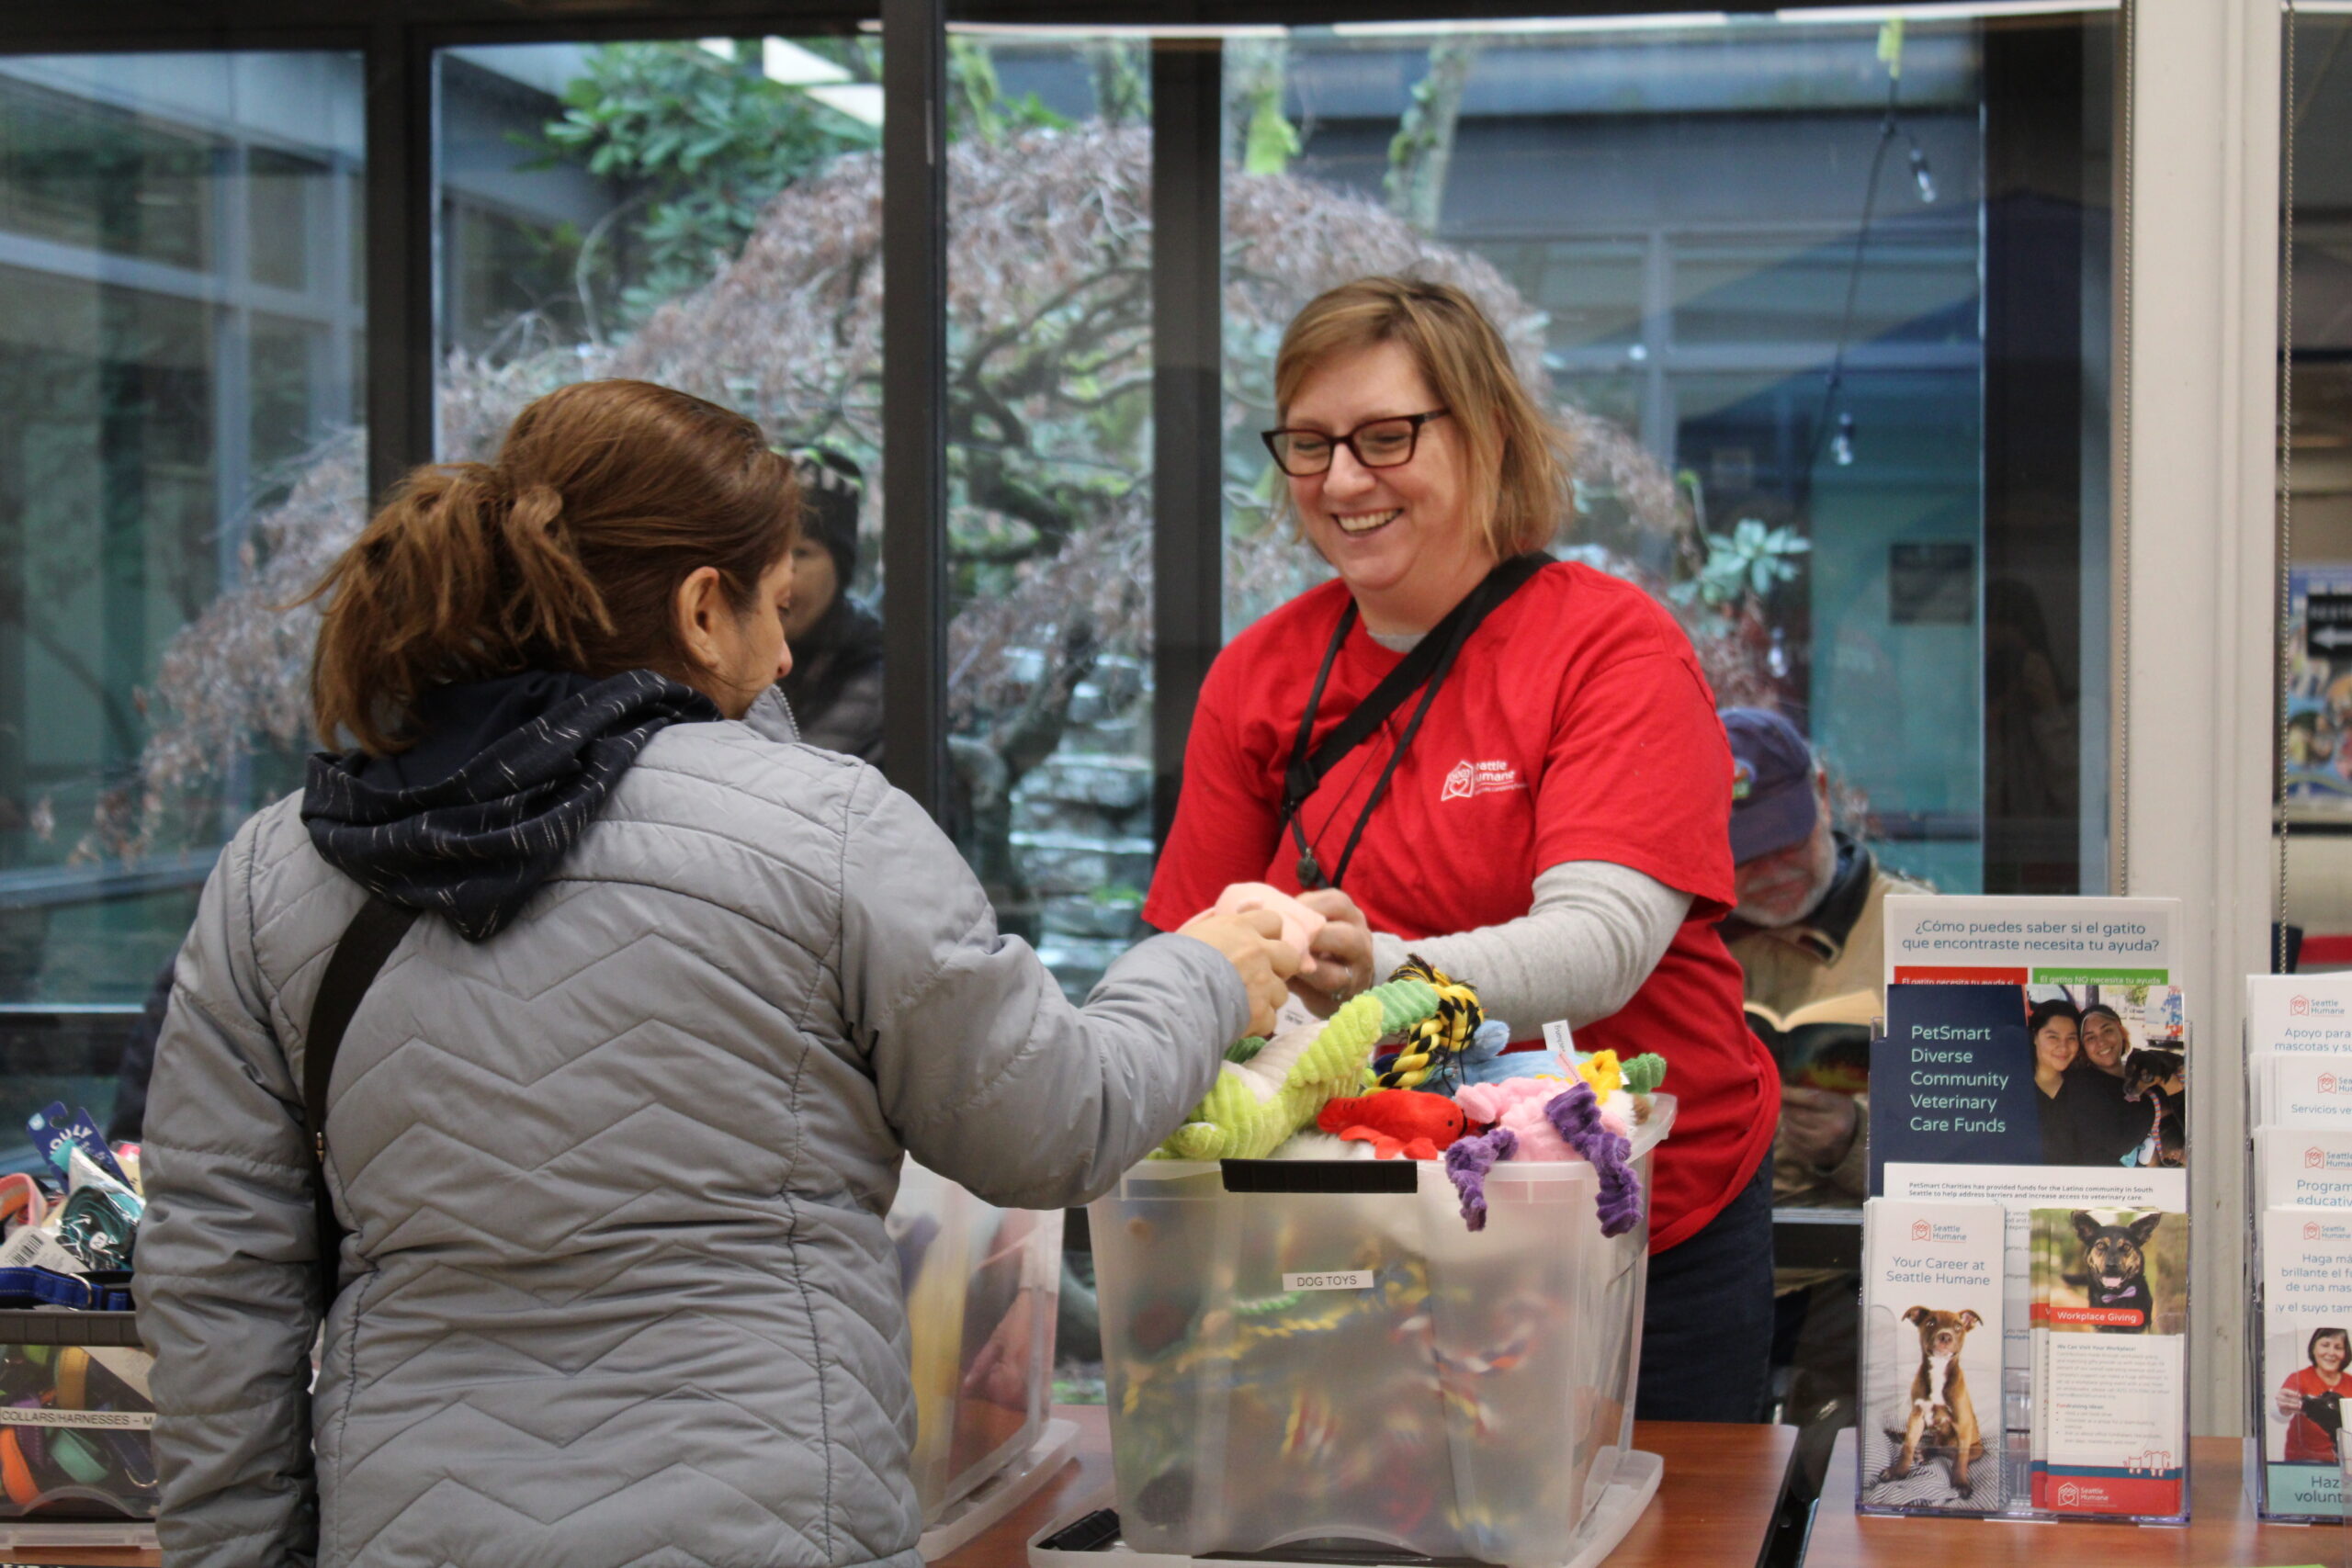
<box><xmin>301</xmin><ymin>670</ymin><xmax>720</xmax><ymax>942</ymax></box>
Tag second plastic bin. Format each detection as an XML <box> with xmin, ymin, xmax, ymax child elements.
<box><xmin>889</xmin><ymin>1161</ymin><xmax>1064</xmax><ymax>1525</ymax></box>
<box><xmin>1090</xmin><ymin>1096</ymin><xmax>1673</xmax><ymax>1568</ymax></box>
<box><xmin>0</xmin><ymin>1309</ymin><xmax>156</xmax><ymax>1540</ymax></box>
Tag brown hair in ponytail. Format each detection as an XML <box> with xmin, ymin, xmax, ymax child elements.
<box><xmin>309</xmin><ymin>379</ymin><xmax>798</xmax><ymax>754</ymax></box>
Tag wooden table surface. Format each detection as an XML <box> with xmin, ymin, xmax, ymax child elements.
<box><xmin>0</xmin><ymin>1406</ymin><xmax>1797</xmax><ymax>1568</ymax></box>
<box><xmin>936</xmin><ymin>1406</ymin><xmax>1796</xmax><ymax>1568</ymax></box>
<box><xmin>1804</xmin><ymin>1429</ymin><xmax>2333</xmax><ymax>1567</ymax></box>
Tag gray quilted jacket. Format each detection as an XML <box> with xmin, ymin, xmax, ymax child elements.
<box><xmin>137</xmin><ymin>722</ymin><xmax>1246</xmax><ymax>1568</ymax></box>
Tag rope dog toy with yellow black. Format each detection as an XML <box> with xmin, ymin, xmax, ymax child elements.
<box><xmin>1369</xmin><ymin>955</ymin><xmax>1484</xmax><ymax>1090</ymax></box>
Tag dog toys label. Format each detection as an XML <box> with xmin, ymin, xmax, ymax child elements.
<box><xmin>1281</xmin><ymin>1270</ymin><xmax>1373</xmax><ymax>1292</ymax></box>
<box><xmin>1860</xmin><ymin>1198</ymin><xmax>2005</xmax><ymax>1514</ymax></box>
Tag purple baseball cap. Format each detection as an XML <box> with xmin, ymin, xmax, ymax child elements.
<box><xmin>1722</xmin><ymin>707</ymin><xmax>1817</xmax><ymax>864</ymax></box>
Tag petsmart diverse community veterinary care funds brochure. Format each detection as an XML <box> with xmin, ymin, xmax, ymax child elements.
<box><xmin>1859</xmin><ymin>1200</ymin><xmax>2005</xmax><ymax>1514</ymax></box>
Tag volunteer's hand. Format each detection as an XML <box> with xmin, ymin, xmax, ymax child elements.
<box><xmin>1777</xmin><ymin>1086</ymin><xmax>1860</xmax><ymax>1170</ymax></box>
<box><xmin>1287</xmin><ymin>889</ymin><xmax>1375</xmax><ymax>1018</ymax></box>
<box><xmin>2279</xmin><ymin>1383</ymin><xmax>2309</xmax><ymax>1421</ymax></box>
<box><xmin>1177</xmin><ymin>908</ymin><xmax>1300</xmax><ymax>1039</ymax></box>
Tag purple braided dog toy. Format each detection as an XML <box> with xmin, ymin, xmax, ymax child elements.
<box><xmin>1544</xmin><ymin>1082</ymin><xmax>1643</xmax><ymax>1236</ymax></box>
<box><xmin>1442</xmin><ymin>1127</ymin><xmax>1518</xmax><ymax>1231</ymax></box>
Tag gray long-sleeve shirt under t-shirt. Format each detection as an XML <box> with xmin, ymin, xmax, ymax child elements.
<box><xmin>1357</xmin><ymin>626</ymin><xmax>1693</xmax><ymax>1034</ymax></box>
<box><xmin>1369</xmin><ymin>860</ymin><xmax>1690</xmax><ymax>1034</ymax></box>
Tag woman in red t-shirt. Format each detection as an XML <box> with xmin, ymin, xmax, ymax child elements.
<box><xmin>1144</xmin><ymin>276</ymin><xmax>1780</xmax><ymax>1423</ymax></box>
<box><xmin>2277</xmin><ymin>1326</ymin><xmax>2352</xmax><ymax>1463</ymax></box>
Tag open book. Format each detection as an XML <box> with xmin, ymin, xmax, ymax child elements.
<box><xmin>1745</xmin><ymin>988</ymin><xmax>1877</xmax><ymax>1094</ymax></box>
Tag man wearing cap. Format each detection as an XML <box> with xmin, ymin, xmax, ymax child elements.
<box><xmin>1719</xmin><ymin>706</ymin><xmax>1928</xmax><ymax>1483</ymax></box>
<box><xmin>779</xmin><ymin>451</ymin><xmax>886</xmax><ymax>764</ymax></box>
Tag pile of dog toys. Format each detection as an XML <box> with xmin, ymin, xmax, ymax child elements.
<box><xmin>0</xmin><ymin>1102</ymin><xmax>142</xmax><ymax>1311</ymax></box>
<box><xmin>1160</xmin><ymin>886</ymin><xmax>1668</xmax><ymax>1237</ymax></box>
<box><xmin>0</xmin><ymin>1102</ymin><xmax>155</xmax><ymax>1518</ymax></box>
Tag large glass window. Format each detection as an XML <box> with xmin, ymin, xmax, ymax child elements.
<box><xmin>431</xmin><ymin>37</ymin><xmax>890</xmax><ymax>796</ymax></box>
<box><xmin>1219</xmin><ymin>12</ymin><xmax>2114</xmax><ymax>896</ymax></box>
<box><xmin>0</xmin><ymin>51</ymin><xmax>363</xmax><ymax>1135</ymax></box>
<box><xmin>945</xmin><ymin>33</ymin><xmax>1157</xmax><ymax>1000</ymax></box>
<box><xmin>2281</xmin><ymin>6</ymin><xmax>2352</xmax><ymax>964</ymax></box>
<box><xmin>435</xmin><ymin>37</ymin><xmax>884</xmax><ymax>435</ymax></box>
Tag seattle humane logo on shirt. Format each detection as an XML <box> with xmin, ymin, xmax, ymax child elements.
<box><xmin>1441</xmin><ymin>759</ymin><xmax>1525</xmax><ymax>801</ymax></box>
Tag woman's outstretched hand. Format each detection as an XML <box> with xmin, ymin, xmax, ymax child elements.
<box><xmin>1285</xmin><ymin>889</ymin><xmax>1376</xmax><ymax>1018</ymax></box>
<box><xmin>1177</xmin><ymin>908</ymin><xmax>1301</xmax><ymax>1039</ymax></box>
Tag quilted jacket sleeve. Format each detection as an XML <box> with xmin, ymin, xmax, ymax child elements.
<box><xmin>137</xmin><ymin>823</ymin><xmax>325</xmax><ymax>1568</ymax></box>
<box><xmin>838</xmin><ymin>770</ymin><xmax>1250</xmax><ymax>1209</ymax></box>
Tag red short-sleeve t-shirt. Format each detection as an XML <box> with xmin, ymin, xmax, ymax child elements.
<box><xmin>1144</xmin><ymin>562</ymin><xmax>1777</xmax><ymax>1252</ymax></box>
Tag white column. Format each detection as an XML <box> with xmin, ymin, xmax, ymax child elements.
<box><xmin>2119</xmin><ymin>0</ymin><xmax>2280</xmax><ymax>1436</ymax></box>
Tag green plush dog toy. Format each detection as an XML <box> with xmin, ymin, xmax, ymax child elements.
<box><xmin>1155</xmin><ymin>977</ymin><xmax>1442</xmax><ymax>1161</ymax></box>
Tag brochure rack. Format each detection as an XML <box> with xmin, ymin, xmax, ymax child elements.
<box><xmin>889</xmin><ymin>1164</ymin><xmax>1069</xmax><ymax>1548</ymax></box>
<box><xmin>2242</xmin><ymin>971</ymin><xmax>2352</xmax><ymax>1522</ymax></box>
<box><xmin>1855</xmin><ymin>895</ymin><xmax>2192</xmax><ymax>1526</ymax></box>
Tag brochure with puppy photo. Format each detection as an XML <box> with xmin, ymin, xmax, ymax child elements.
<box><xmin>2259</xmin><ymin>1206</ymin><xmax>2352</xmax><ymax>1519</ymax></box>
<box><xmin>1859</xmin><ymin>1199</ymin><xmax>2005</xmax><ymax>1515</ymax></box>
<box><xmin>2028</xmin><ymin>1206</ymin><xmax>2188</xmax><ymax>1518</ymax></box>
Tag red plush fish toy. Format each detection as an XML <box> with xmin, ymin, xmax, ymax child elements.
<box><xmin>1316</xmin><ymin>1089</ymin><xmax>1466</xmax><ymax>1160</ymax></box>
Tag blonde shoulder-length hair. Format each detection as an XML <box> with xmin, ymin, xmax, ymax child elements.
<box><xmin>1272</xmin><ymin>276</ymin><xmax>1572</xmax><ymax>558</ymax></box>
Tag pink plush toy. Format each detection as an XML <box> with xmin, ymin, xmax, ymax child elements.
<box><xmin>1210</xmin><ymin>882</ymin><xmax>1325</xmax><ymax>974</ymax></box>
<box><xmin>1453</xmin><ymin>1077</ymin><xmax>1576</xmax><ymax>1161</ymax></box>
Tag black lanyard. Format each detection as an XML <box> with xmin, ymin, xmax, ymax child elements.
<box><xmin>1281</xmin><ymin>554</ymin><xmax>1546</xmax><ymax>891</ymax></box>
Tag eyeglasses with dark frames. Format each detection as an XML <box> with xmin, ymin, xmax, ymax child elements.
<box><xmin>1261</xmin><ymin>410</ymin><xmax>1449</xmax><ymax>478</ymax></box>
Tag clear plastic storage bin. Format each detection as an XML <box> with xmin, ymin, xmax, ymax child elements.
<box><xmin>889</xmin><ymin>1161</ymin><xmax>1065</xmax><ymax>1524</ymax></box>
<box><xmin>1089</xmin><ymin>1097</ymin><xmax>1673</xmax><ymax>1568</ymax></box>
<box><xmin>0</xmin><ymin>1310</ymin><xmax>155</xmax><ymax>1535</ymax></box>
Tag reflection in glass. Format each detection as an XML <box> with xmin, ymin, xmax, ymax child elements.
<box><xmin>429</xmin><ymin>36</ymin><xmax>888</xmax><ymax>750</ymax></box>
<box><xmin>0</xmin><ymin>53</ymin><xmax>364</xmax><ymax>1136</ymax></box>
<box><xmin>2280</xmin><ymin>9</ymin><xmax>2352</xmax><ymax>948</ymax></box>
<box><xmin>1221</xmin><ymin>14</ymin><xmax>2114</xmax><ymax>895</ymax></box>
<box><xmin>943</xmin><ymin>37</ymin><xmax>1159</xmax><ymax>1000</ymax></box>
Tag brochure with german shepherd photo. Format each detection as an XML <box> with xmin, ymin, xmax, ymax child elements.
<box><xmin>2028</xmin><ymin>1206</ymin><xmax>2188</xmax><ymax>1517</ymax></box>
<box><xmin>1859</xmin><ymin>1199</ymin><xmax>2005</xmax><ymax>1515</ymax></box>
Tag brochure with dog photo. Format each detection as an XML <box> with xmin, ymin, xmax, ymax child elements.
<box><xmin>2028</xmin><ymin>1206</ymin><xmax>2188</xmax><ymax>1518</ymax></box>
<box><xmin>1859</xmin><ymin>1199</ymin><xmax>2005</xmax><ymax>1515</ymax></box>
<box><xmin>1872</xmin><ymin>983</ymin><xmax>2188</xmax><ymax>1188</ymax></box>
<box><xmin>2259</xmin><ymin>1206</ymin><xmax>2352</xmax><ymax>1519</ymax></box>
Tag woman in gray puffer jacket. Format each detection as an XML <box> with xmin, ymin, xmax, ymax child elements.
<box><xmin>136</xmin><ymin>379</ymin><xmax>1296</xmax><ymax>1568</ymax></box>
